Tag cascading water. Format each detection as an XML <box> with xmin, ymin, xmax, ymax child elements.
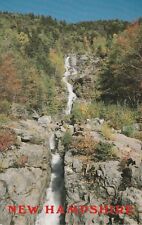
<box><xmin>35</xmin><ymin>56</ymin><xmax>76</xmax><ymax>225</ymax></box>
<box><xmin>35</xmin><ymin>133</ymin><xmax>64</xmax><ymax>225</ymax></box>
<box><xmin>63</xmin><ymin>56</ymin><xmax>77</xmax><ymax>115</ymax></box>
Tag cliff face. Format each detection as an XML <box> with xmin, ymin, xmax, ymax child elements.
<box><xmin>0</xmin><ymin>118</ymin><xmax>51</xmax><ymax>225</ymax></box>
<box><xmin>54</xmin><ymin>117</ymin><xmax>142</xmax><ymax>225</ymax></box>
<box><xmin>64</xmin><ymin>129</ymin><xmax>142</xmax><ymax>224</ymax></box>
<box><xmin>70</xmin><ymin>54</ymin><xmax>101</xmax><ymax>101</ymax></box>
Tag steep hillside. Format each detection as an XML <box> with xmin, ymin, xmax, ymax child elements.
<box><xmin>0</xmin><ymin>12</ymin><xmax>129</xmax><ymax>119</ymax></box>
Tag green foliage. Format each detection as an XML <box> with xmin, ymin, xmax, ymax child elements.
<box><xmin>134</xmin><ymin>131</ymin><xmax>142</xmax><ymax>141</ymax></box>
<box><xmin>100</xmin><ymin>22</ymin><xmax>142</xmax><ymax>106</ymax></box>
<box><xmin>95</xmin><ymin>142</ymin><xmax>115</xmax><ymax>161</ymax></box>
<box><xmin>0</xmin><ymin>100</ymin><xmax>11</xmax><ymax>114</ymax></box>
<box><xmin>122</xmin><ymin>125</ymin><xmax>135</xmax><ymax>137</ymax></box>
<box><xmin>0</xmin><ymin>114</ymin><xmax>10</xmax><ymax>125</ymax></box>
<box><xmin>93</xmin><ymin>36</ymin><xmax>107</xmax><ymax>56</ymax></box>
<box><xmin>0</xmin><ymin>12</ymin><xmax>66</xmax><ymax>115</ymax></box>
<box><xmin>71</xmin><ymin>102</ymin><xmax>87</xmax><ymax>121</ymax></box>
<box><xmin>62</xmin><ymin>131</ymin><xmax>72</xmax><ymax>146</ymax></box>
<box><xmin>0</xmin><ymin>12</ymin><xmax>132</xmax><ymax>116</ymax></box>
<box><xmin>101</xmin><ymin>123</ymin><xmax>115</xmax><ymax>140</ymax></box>
<box><xmin>93</xmin><ymin>103</ymin><xmax>137</xmax><ymax>129</ymax></box>
<box><xmin>72</xmin><ymin>101</ymin><xmax>137</xmax><ymax>130</ymax></box>
<box><xmin>60</xmin><ymin>19</ymin><xmax>128</xmax><ymax>53</ymax></box>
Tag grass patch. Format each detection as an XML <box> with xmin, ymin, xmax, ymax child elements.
<box><xmin>101</xmin><ymin>122</ymin><xmax>115</xmax><ymax>140</ymax></box>
<box><xmin>72</xmin><ymin>101</ymin><xmax>137</xmax><ymax>130</ymax></box>
<box><xmin>133</xmin><ymin>131</ymin><xmax>142</xmax><ymax>141</ymax></box>
<box><xmin>0</xmin><ymin>114</ymin><xmax>10</xmax><ymax>125</ymax></box>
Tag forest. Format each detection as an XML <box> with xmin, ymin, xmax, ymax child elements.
<box><xmin>0</xmin><ymin>12</ymin><xmax>141</xmax><ymax>133</ymax></box>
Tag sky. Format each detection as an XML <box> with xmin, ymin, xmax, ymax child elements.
<box><xmin>0</xmin><ymin>0</ymin><xmax>142</xmax><ymax>22</ymax></box>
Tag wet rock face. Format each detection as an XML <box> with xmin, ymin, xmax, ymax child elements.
<box><xmin>0</xmin><ymin>119</ymin><xmax>51</xmax><ymax>225</ymax></box>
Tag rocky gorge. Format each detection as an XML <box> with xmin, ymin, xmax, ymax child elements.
<box><xmin>0</xmin><ymin>55</ymin><xmax>142</xmax><ymax>225</ymax></box>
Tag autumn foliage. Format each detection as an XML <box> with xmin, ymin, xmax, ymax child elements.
<box><xmin>0</xmin><ymin>128</ymin><xmax>16</xmax><ymax>152</ymax></box>
<box><xmin>100</xmin><ymin>22</ymin><xmax>142</xmax><ymax>105</ymax></box>
<box><xmin>0</xmin><ymin>54</ymin><xmax>21</xmax><ymax>102</ymax></box>
<box><xmin>71</xmin><ymin>134</ymin><xmax>97</xmax><ymax>155</ymax></box>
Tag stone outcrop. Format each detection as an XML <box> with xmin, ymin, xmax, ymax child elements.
<box><xmin>58</xmin><ymin>119</ymin><xmax>142</xmax><ymax>225</ymax></box>
<box><xmin>0</xmin><ymin>119</ymin><xmax>52</xmax><ymax>225</ymax></box>
<box><xmin>70</xmin><ymin>54</ymin><xmax>101</xmax><ymax>100</ymax></box>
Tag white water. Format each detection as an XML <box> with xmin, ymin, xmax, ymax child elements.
<box><xmin>35</xmin><ymin>135</ymin><xmax>63</xmax><ymax>225</ymax></box>
<box><xmin>62</xmin><ymin>56</ymin><xmax>77</xmax><ymax>115</ymax></box>
<box><xmin>35</xmin><ymin>56</ymin><xmax>76</xmax><ymax>225</ymax></box>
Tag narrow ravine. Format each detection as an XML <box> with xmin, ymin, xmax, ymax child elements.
<box><xmin>35</xmin><ymin>56</ymin><xmax>77</xmax><ymax>225</ymax></box>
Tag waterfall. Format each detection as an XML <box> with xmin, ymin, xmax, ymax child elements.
<box><xmin>35</xmin><ymin>56</ymin><xmax>76</xmax><ymax>225</ymax></box>
<box><xmin>62</xmin><ymin>56</ymin><xmax>77</xmax><ymax>115</ymax></box>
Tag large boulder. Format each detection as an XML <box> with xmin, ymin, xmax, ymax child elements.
<box><xmin>38</xmin><ymin>116</ymin><xmax>52</xmax><ymax>128</ymax></box>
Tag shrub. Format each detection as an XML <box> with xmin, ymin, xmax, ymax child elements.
<box><xmin>71</xmin><ymin>102</ymin><xmax>97</xmax><ymax>121</ymax></box>
<box><xmin>95</xmin><ymin>142</ymin><xmax>115</xmax><ymax>161</ymax></box>
<box><xmin>133</xmin><ymin>131</ymin><xmax>142</xmax><ymax>141</ymax></box>
<box><xmin>122</xmin><ymin>125</ymin><xmax>135</xmax><ymax>137</ymax></box>
<box><xmin>0</xmin><ymin>100</ymin><xmax>11</xmax><ymax>114</ymax></box>
<box><xmin>71</xmin><ymin>102</ymin><xmax>87</xmax><ymax>121</ymax></box>
<box><xmin>0</xmin><ymin>114</ymin><xmax>10</xmax><ymax>125</ymax></box>
<box><xmin>0</xmin><ymin>128</ymin><xmax>16</xmax><ymax>152</ymax></box>
<box><xmin>92</xmin><ymin>102</ymin><xmax>136</xmax><ymax>129</ymax></box>
<box><xmin>62</xmin><ymin>131</ymin><xmax>72</xmax><ymax>147</ymax></box>
<box><xmin>71</xmin><ymin>137</ymin><xmax>115</xmax><ymax>160</ymax></box>
<box><xmin>101</xmin><ymin>122</ymin><xmax>115</xmax><ymax>140</ymax></box>
<box><xmin>71</xmin><ymin>102</ymin><xmax>137</xmax><ymax>130</ymax></box>
<box><xmin>71</xmin><ymin>134</ymin><xmax>97</xmax><ymax>155</ymax></box>
<box><xmin>106</xmin><ymin>105</ymin><xmax>137</xmax><ymax>130</ymax></box>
